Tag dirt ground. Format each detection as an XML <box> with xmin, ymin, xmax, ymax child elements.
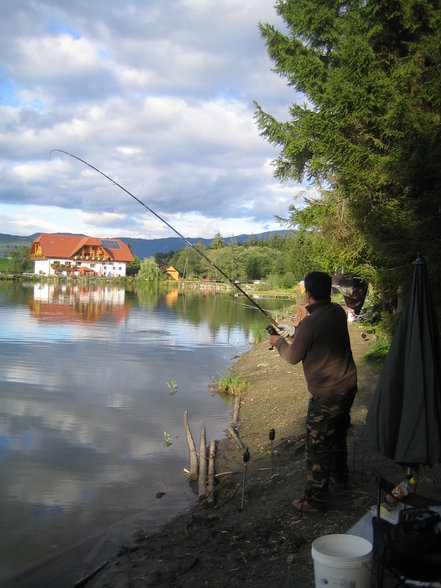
<box><xmin>87</xmin><ymin>321</ymin><xmax>441</xmax><ymax>588</ymax></box>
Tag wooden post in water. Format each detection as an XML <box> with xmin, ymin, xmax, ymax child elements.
<box><xmin>184</xmin><ymin>410</ymin><xmax>198</xmax><ymax>481</ymax></box>
<box><xmin>207</xmin><ymin>439</ymin><xmax>216</xmax><ymax>505</ymax></box>
<box><xmin>198</xmin><ymin>425</ymin><xmax>207</xmax><ymax>500</ymax></box>
<box><xmin>232</xmin><ymin>396</ymin><xmax>241</xmax><ymax>425</ymax></box>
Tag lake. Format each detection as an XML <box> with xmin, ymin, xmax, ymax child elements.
<box><xmin>0</xmin><ymin>281</ymin><xmax>290</xmax><ymax>585</ymax></box>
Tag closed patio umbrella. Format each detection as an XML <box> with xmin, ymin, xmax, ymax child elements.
<box><xmin>361</xmin><ymin>254</ymin><xmax>441</xmax><ymax>466</ymax></box>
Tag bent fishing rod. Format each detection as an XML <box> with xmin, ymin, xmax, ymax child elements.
<box><xmin>51</xmin><ymin>149</ymin><xmax>280</xmax><ymax>331</ymax></box>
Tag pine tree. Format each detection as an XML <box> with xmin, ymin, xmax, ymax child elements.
<box><xmin>255</xmin><ymin>0</ymin><xmax>441</xmax><ymax>297</ymax></box>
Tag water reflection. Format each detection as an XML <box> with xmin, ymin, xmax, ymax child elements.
<box><xmin>30</xmin><ymin>283</ymin><xmax>131</xmax><ymax>324</ymax></box>
<box><xmin>0</xmin><ymin>281</ymin><xmax>290</xmax><ymax>585</ymax></box>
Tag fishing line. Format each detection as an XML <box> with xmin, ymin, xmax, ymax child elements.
<box><xmin>51</xmin><ymin>149</ymin><xmax>279</xmax><ymax>328</ymax></box>
<box><xmin>227</xmin><ymin>298</ymin><xmax>276</xmax><ymax>314</ymax></box>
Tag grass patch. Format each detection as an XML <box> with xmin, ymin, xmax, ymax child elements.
<box><xmin>251</xmin><ymin>323</ymin><xmax>268</xmax><ymax>344</ymax></box>
<box><xmin>214</xmin><ymin>373</ymin><xmax>252</xmax><ymax>397</ymax></box>
<box><xmin>364</xmin><ymin>340</ymin><xmax>390</xmax><ymax>370</ymax></box>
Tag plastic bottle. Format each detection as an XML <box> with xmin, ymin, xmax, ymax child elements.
<box><xmin>391</xmin><ymin>479</ymin><xmax>410</xmax><ymax>500</ymax></box>
<box><xmin>385</xmin><ymin>476</ymin><xmax>414</xmax><ymax>506</ymax></box>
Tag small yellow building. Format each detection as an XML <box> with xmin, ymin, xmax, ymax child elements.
<box><xmin>165</xmin><ymin>266</ymin><xmax>180</xmax><ymax>281</ymax></box>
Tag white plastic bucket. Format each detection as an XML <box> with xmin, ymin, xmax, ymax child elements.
<box><xmin>311</xmin><ymin>534</ymin><xmax>372</xmax><ymax>588</ymax></box>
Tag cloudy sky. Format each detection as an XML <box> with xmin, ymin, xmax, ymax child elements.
<box><xmin>0</xmin><ymin>0</ymin><xmax>308</xmax><ymax>240</ymax></box>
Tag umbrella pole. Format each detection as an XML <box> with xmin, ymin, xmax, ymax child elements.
<box><xmin>405</xmin><ymin>465</ymin><xmax>417</xmax><ymax>493</ymax></box>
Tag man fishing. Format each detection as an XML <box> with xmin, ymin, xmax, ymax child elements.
<box><xmin>269</xmin><ymin>271</ymin><xmax>357</xmax><ymax>513</ymax></box>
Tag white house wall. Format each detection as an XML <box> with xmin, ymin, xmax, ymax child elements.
<box><xmin>84</xmin><ymin>261</ymin><xmax>127</xmax><ymax>277</ymax></box>
<box><xmin>33</xmin><ymin>258</ymin><xmax>127</xmax><ymax>277</ymax></box>
<box><xmin>34</xmin><ymin>259</ymin><xmax>51</xmax><ymax>275</ymax></box>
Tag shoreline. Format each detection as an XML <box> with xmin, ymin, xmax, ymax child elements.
<box><xmin>90</xmin><ymin>323</ymin><xmax>387</xmax><ymax>587</ymax></box>
<box><xmin>12</xmin><ymin>322</ymin><xmax>441</xmax><ymax>587</ymax></box>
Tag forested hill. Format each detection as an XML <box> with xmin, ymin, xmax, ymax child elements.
<box><xmin>0</xmin><ymin>233</ymin><xmax>41</xmax><ymax>257</ymax></box>
<box><xmin>119</xmin><ymin>231</ymin><xmax>289</xmax><ymax>259</ymax></box>
<box><xmin>0</xmin><ymin>231</ymin><xmax>289</xmax><ymax>259</ymax></box>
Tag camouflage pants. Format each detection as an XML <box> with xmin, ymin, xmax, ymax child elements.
<box><xmin>304</xmin><ymin>388</ymin><xmax>356</xmax><ymax>509</ymax></box>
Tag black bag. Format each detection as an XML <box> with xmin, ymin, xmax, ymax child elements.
<box><xmin>386</xmin><ymin>509</ymin><xmax>441</xmax><ymax>581</ymax></box>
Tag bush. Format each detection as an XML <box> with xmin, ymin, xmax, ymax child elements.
<box><xmin>280</xmin><ymin>271</ymin><xmax>296</xmax><ymax>289</ymax></box>
<box><xmin>214</xmin><ymin>374</ymin><xmax>251</xmax><ymax>397</ymax></box>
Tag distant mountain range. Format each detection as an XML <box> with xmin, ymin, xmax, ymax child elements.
<box><xmin>0</xmin><ymin>230</ymin><xmax>290</xmax><ymax>259</ymax></box>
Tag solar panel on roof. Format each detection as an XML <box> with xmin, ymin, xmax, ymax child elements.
<box><xmin>101</xmin><ymin>239</ymin><xmax>121</xmax><ymax>250</ymax></box>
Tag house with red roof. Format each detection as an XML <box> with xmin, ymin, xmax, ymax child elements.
<box><xmin>29</xmin><ymin>234</ymin><xmax>134</xmax><ymax>277</ymax></box>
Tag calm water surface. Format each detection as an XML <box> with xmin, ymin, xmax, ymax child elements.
<box><xmin>0</xmin><ymin>281</ymin><xmax>290</xmax><ymax>584</ymax></box>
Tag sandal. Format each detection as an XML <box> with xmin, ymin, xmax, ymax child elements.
<box><xmin>292</xmin><ymin>497</ymin><xmax>322</xmax><ymax>514</ymax></box>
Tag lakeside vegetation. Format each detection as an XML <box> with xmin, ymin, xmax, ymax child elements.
<box><xmin>0</xmin><ymin>257</ymin><xmax>393</xmax><ymax>370</ymax></box>
<box><xmin>2</xmin><ymin>227</ymin><xmax>437</xmax><ymax>338</ymax></box>
<box><xmin>214</xmin><ymin>373</ymin><xmax>252</xmax><ymax>397</ymax></box>
<box><xmin>0</xmin><ymin>230</ymin><xmax>313</xmax><ymax>290</ymax></box>
<box><xmin>255</xmin><ymin>1</ymin><xmax>441</xmax><ymax>306</ymax></box>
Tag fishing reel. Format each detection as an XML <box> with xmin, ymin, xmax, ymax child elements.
<box><xmin>266</xmin><ymin>324</ymin><xmax>278</xmax><ymax>337</ymax></box>
<box><xmin>266</xmin><ymin>324</ymin><xmax>279</xmax><ymax>350</ymax></box>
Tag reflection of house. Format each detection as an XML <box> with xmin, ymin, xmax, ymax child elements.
<box><xmin>29</xmin><ymin>234</ymin><xmax>134</xmax><ymax>277</ymax></box>
<box><xmin>165</xmin><ymin>289</ymin><xmax>179</xmax><ymax>307</ymax></box>
<box><xmin>165</xmin><ymin>266</ymin><xmax>180</xmax><ymax>281</ymax></box>
<box><xmin>30</xmin><ymin>283</ymin><xmax>131</xmax><ymax>324</ymax></box>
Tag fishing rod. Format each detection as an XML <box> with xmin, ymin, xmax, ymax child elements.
<box><xmin>51</xmin><ymin>149</ymin><xmax>280</xmax><ymax>330</ymax></box>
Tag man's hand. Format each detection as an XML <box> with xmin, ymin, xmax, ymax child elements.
<box><xmin>269</xmin><ymin>333</ymin><xmax>282</xmax><ymax>348</ymax></box>
<box><xmin>277</xmin><ymin>323</ymin><xmax>295</xmax><ymax>338</ymax></box>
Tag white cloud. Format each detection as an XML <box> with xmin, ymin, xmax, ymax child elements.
<box><xmin>0</xmin><ymin>0</ymin><xmax>306</xmax><ymax>239</ymax></box>
<box><xmin>15</xmin><ymin>35</ymin><xmax>101</xmax><ymax>80</ymax></box>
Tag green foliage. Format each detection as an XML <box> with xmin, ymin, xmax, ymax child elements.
<box><xmin>279</xmin><ymin>271</ymin><xmax>297</xmax><ymax>289</ymax></box>
<box><xmin>251</xmin><ymin>323</ymin><xmax>267</xmax><ymax>343</ymax></box>
<box><xmin>170</xmin><ymin>242</ymin><xmax>210</xmax><ymax>278</ymax></box>
<box><xmin>167</xmin><ymin>379</ymin><xmax>178</xmax><ymax>395</ymax></box>
<box><xmin>126</xmin><ymin>255</ymin><xmax>141</xmax><ymax>276</ymax></box>
<box><xmin>364</xmin><ymin>340</ymin><xmax>391</xmax><ymax>371</ymax></box>
<box><xmin>163</xmin><ymin>431</ymin><xmax>173</xmax><ymax>447</ymax></box>
<box><xmin>208</xmin><ymin>244</ymin><xmax>243</xmax><ymax>282</ymax></box>
<box><xmin>8</xmin><ymin>245</ymin><xmax>33</xmax><ymax>273</ymax></box>
<box><xmin>215</xmin><ymin>373</ymin><xmax>252</xmax><ymax>397</ymax></box>
<box><xmin>155</xmin><ymin>249</ymin><xmax>177</xmax><ymax>267</ymax></box>
<box><xmin>255</xmin><ymin>0</ymin><xmax>441</xmax><ymax>300</ymax></box>
<box><xmin>282</xmin><ymin>229</ymin><xmax>319</xmax><ymax>281</ymax></box>
<box><xmin>169</xmin><ymin>234</ymin><xmax>314</xmax><ymax>285</ymax></box>
<box><xmin>210</xmin><ymin>232</ymin><xmax>226</xmax><ymax>249</ymax></box>
<box><xmin>137</xmin><ymin>257</ymin><xmax>163</xmax><ymax>281</ymax></box>
<box><xmin>0</xmin><ymin>235</ymin><xmax>33</xmax><ymax>257</ymax></box>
